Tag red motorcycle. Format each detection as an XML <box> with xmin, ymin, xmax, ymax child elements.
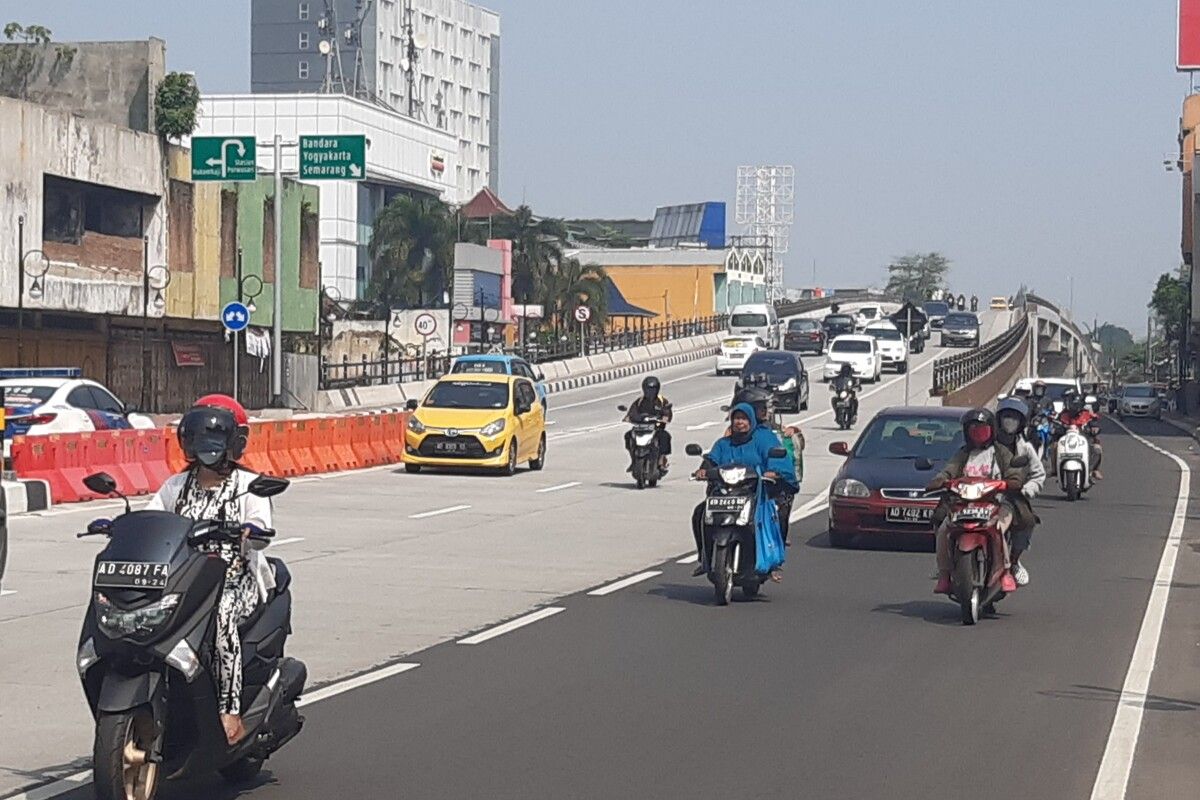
<box><xmin>944</xmin><ymin>477</ymin><xmax>1013</xmax><ymax>625</ymax></box>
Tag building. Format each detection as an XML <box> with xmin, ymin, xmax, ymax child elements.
<box><xmin>250</xmin><ymin>0</ymin><xmax>499</xmax><ymax>197</ymax></box>
<box><xmin>648</xmin><ymin>202</ymin><xmax>726</xmax><ymax>249</ymax></box>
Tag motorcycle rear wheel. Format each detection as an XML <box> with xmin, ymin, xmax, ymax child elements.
<box><xmin>94</xmin><ymin>708</ymin><xmax>160</xmax><ymax>800</ymax></box>
<box><xmin>712</xmin><ymin>545</ymin><xmax>734</xmax><ymax>606</ymax></box>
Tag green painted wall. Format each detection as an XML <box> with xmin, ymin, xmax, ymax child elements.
<box><xmin>219</xmin><ymin>177</ymin><xmax>318</xmax><ymax>334</ymax></box>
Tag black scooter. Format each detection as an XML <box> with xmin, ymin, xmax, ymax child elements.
<box><xmin>619</xmin><ymin>405</ymin><xmax>667</xmax><ymax>489</ymax></box>
<box><xmin>831</xmin><ymin>384</ymin><xmax>858</xmax><ymax>430</ymax></box>
<box><xmin>76</xmin><ymin>472</ymin><xmax>307</xmax><ymax>800</ymax></box>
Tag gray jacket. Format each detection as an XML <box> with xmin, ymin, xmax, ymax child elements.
<box><xmin>1013</xmin><ymin>437</ymin><xmax>1045</xmax><ymax>499</ymax></box>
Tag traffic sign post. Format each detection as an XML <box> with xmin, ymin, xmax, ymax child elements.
<box><xmin>299</xmin><ymin>135</ymin><xmax>367</xmax><ymax>180</ymax></box>
<box><xmin>222</xmin><ymin>301</ymin><xmax>251</xmax><ymax>332</ymax></box>
<box><xmin>192</xmin><ymin>137</ymin><xmax>257</xmax><ymax>182</ymax></box>
<box><xmin>414</xmin><ymin>313</ymin><xmax>437</xmax><ymax>378</ymax></box>
<box><xmin>574</xmin><ymin>306</ymin><xmax>591</xmax><ymax>357</ymax></box>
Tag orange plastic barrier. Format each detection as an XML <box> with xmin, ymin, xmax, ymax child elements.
<box><xmin>310</xmin><ymin>417</ymin><xmax>345</xmax><ymax>472</ymax></box>
<box><xmin>112</xmin><ymin>431</ymin><xmax>152</xmax><ymax>496</ymax></box>
<box><xmin>264</xmin><ymin>422</ymin><xmax>300</xmax><ymax>477</ymax></box>
<box><xmin>140</xmin><ymin>429</ymin><xmax>175</xmax><ymax>488</ymax></box>
<box><xmin>366</xmin><ymin>415</ymin><xmax>392</xmax><ymax>466</ymax></box>
<box><xmin>11</xmin><ymin>435</ymin><xmax>79</xmax><ymax>503</ymax></box>
<box><xmin>57</xmin><ymin>433</ymin><xmax>103</xmax><ymax>503</ymax></box>
<box><xmin>240</xmin><ymin>421</ymin><xmax>275</xmax><ymax>476</ymax></box>
<box><xmin>381</xmin><ymin>413</ymin><xmax>407</xmax><ymax>462</ymax></box>
<box><xmin>165</xmin><ymin>427</ymin><xmax>188</xmax><ymax>475</ymax></box>
<box><xmin>348</xmin><ymin>416</ymin><xmax>377</xmax><ymax>467</ymax></box>
<box><xmin>331</xmin><ymin>417</ymin><xmax>361</xmax><ymax>470</ymax></box>
<box><xmin>289</xmin><ymin>420</ymin><xmax>321</xmax><ymax>475</ymax></box>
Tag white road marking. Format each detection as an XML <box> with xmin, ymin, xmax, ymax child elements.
<box><xmin>536</xmin><ymin>481</ymin><xmax>581</xmax><ymax>494</ymax></box>
<box><xmin>0</xmin><ymin>589</ymin><xmax>16</xmax><ymax>597</ymax></box>
<box><xmin>3</xmin><ymin>770</ymin><xmax>92</xmax><ymax>800</ymax></box>
<box><xmin>791</xmin><ymin>495</ymin><xmax>830</xmax><ymax>522</ymax></box>
<box><xmin>587</xmin><ymin>570</ymin><xmax>663</xmax><ymax>596</ymax></box>
<box><xmin>1090</xmin><ymin>418</ymin><xmax>1190</xmax><ymax>800</ymax></box>
<box><xmin>297</xmin><ymin>662</ymin><xmax>421</xmax><ymax>707</ymax></box>
<box><xmin>676</xmin><ymin>554</ymin><xmax>699</xmax><ymax>564</ymax></box>
<box><xmin>457</xmin><ymin>607</ymin><xmax>566</xmax><ymax>645</ymax></box>
<box><xmin>271</xmin><ymin>537</ymin><xmax>306</xmax><ymax>547</ymax></box>
<box><xmin>686</xmin><ymin>421</ymin><xmax>722</xmax><ymax>431</ymax></box>
<box><xmin>408</xmin><ymin>504</ymin><xmax>472</xmax><ymax>519</ymax></box>
<box><xmin>794</xmin><ymin>351</ymin><xmax>938</xmax><ymax>426</ymax></box>
<box><xmin>545</xmin><ymin>420</ymin><xmax>558</xmax><ymax>426</ymax></box>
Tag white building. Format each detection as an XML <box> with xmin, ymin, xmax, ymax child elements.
<box><xmin>251</xmin><ymin>0</ymin><xmax>500</xmax><ymax>198</ymax></box>
<box><xmin>195</xmin><ymin>92</ymin><xmax>461</xmax><ymax>299</ymax></box>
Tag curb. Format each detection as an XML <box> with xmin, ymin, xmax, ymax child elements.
<box><xmin>1160</xmin><ymin>413</ymin><xmax>1200</xmax><ymax>445</ymax></box>
<box><xmin>543</xmin><ymin>346</ymin><xmax>717</xmax><ymax>394</ymax></box>
<box><xmin>2</xmin><ymin>478</ymin><xmax>52</xmax><ymax>515</ymax></box>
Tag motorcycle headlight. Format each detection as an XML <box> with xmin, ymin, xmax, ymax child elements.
<box><xmin>719</xmin><ymin>467</ymin><xmax>748</xmax><ymax>484</ymax></box>
<box><xmin>954</xmin><ymin>483</ymin><xmax>986</xmax><ymax>501</ymax></box>
<box><xmin>480</xmin><ymin>418</ymin><xmax>506</xmax><ymax>437</ymax></box>
<box><xmin>839</xmin><ymin>391</ymin><xmax>849</xmax><ymax>399</ymax></box>
<box><xmin>95</xmin><ymin>592</ymin><xmax>180</xmax><ymax>640</ymax></box>
<box><xmin>407</xmin><ymin>415</ymin><xmax>426</xmax><ymax>433</ymax></box>
<box><xmin>832</xmin><ymin>478</ymin><xmax>870</xmax><ymax>498</ymax></box>
<box><xmin>778</xmin><ymin>377</ymin><xmax>797</xmax><ymax>391</ymax></box>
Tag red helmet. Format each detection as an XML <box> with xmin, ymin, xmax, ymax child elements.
<box><xmin>193</xmin><ymin>394</ymin><xmax>249</xmax><ymax>425</ymax></box>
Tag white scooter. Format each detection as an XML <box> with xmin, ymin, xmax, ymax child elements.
<box><xmin>1055</xmin><ymin>424</ymin><xmax>1091</xmax><ymax>502</ymax></box>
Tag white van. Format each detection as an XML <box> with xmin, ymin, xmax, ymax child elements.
<box><xmin>728</xmin><ymin>304</ymin><xmax>780</xmax><ymax>349</ymax></box>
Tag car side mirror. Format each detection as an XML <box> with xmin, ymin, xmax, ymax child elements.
<box><xmin>405</xmin><ymin>399</ymin><xmax>420</xmax><ymax>411</ymax></box>
<box><xmin>828</xmin><ymin>442</ymin><xmax>850</xmax><ymax>456</ymax></box>
<box><xmin>768</xmin><ymin>447</ymin><xmax>787</xmax><ymax>459</ymax></box>
<box><xmin>914</xmin><ymin>457</ymin><xmax>934</xmax><ymax>471</ymax></box>
<box><xmin>685</xmin><ymin>443</ymin><xmax>704</xmax><ymax>457</ymax></box>
<box><xmin>84</xmin><ymin>472</ymin><xmax>119</xmax><ymax>496</ymax></box>
<box><xmin>122</xmin><ymin>403</ymin><xmax>139</xmax><ymax>416</ymax></box>
<box><xmin>247</xmin><ymin>475</ymin><xmax>290</xmax><ymax>498</ymax></box>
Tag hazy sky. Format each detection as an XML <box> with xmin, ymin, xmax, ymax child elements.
<box><xmin>20</xmin><ymin>0</ymin><xmax>1191</xmax><ymax>331</ymax></box>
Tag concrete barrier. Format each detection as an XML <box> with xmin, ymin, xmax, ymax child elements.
<box><xmin>2</xmin><ymin>478</ymin><xmax>52</xmax><ymax>514</ymax></box>
<box><xmin>610</xmin><ymin>350</ymin><xmax>633</xmax><ymax>366</ymax></box>
<box><xmin>647</xmin><ymin>343</ymin><xmax>668</xmax><ymax>357</ymax></box>
<box><xmin>662</xmin><ymin>340</ymin><xmax>683</xmax><ymax>354</ymax></box>
<box><xmin>399</xmin><ymin>380</ymin><xmax>433</xmax><ymax>403</ymax></box>
<box><xmin>560</xmin><ymin>356</ymin><xmax>591</xmax><ymax>375</ymax></box>
<box><xmin>539</xmin><ymin>361</ymin><xmax>565</xmax><ymax>381</ymax></box>
<box><xmin>587</xmin><ymin>353</ymin><xmax>614</xmax><ymax>371</ymax></box>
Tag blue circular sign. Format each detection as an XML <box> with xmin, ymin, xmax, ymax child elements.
<box><xmin>221</xmin><ymin>301</ymin><xmax>251</xmax><ymax>333</ymax></box>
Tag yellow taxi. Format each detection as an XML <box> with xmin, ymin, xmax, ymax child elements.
<box><xmin>403</xmin><ymin>373</ymin><xmax>547</xmax><ymax>475</ymax></box>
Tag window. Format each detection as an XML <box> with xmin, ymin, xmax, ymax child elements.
<box><xmin>854</xmin><ymin>416</ymin><xmax>964</xmax><ymax>460</ymax></box>
<box><xmin>298</xmin><ymin>60</ymin><xmax>309</xmax><ymax>79</ymax></box>
<box><xmin>299</xmin><ymin>32</ymin><xmax>309</xmax><ymax>49</ymax></box>
<box><xmin>67</xmin><ymin>386</ymin><xmax>98</xmax><ymax>410</ymax></box>
<box><xmin>424</xmin><ymin>381</ymin><xmax>509</xmax><ymax>410</ymax></box>
<box><xmin>89</xmin><ymin>387</ymin><xmax>125</xmax><ymax>414</ymax></box>
<box><xmin>514</xmin><ymin>361</ymin><xmax>536</xmax><ymax>380</ymax></box>
<box><xmin>298</xmin><ymin>2</ymin><xmax>309</xmax><ymax>20</ymax></box>
<box><xmin>516</xmin><ymin>382</ymin><xmax>537</xmax><ymax>411</ymax></box>
<box><xmin>830</xmin><ymin>340</ymin><xmax>871</xmax><ymax>354</ymax></box>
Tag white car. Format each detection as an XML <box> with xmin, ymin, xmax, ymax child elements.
<box><xmin>853</xmin><ymin>304</ymin><xmax>885</xmax><ymax>331</ymax></box>
<box><xmin>716</xmin><ymin>335</ymin><xmax>766</xmax><ymax>376</ymax></box>
<box><xmin>2</xmin><ymin>374</ymin><xmax>155</xmax><ymax>456</ymax></box>
<box><xmin>823</xmin><ymin>335</ymin><xmax>882</xmax><ymax>383</ymax></box>
<box><xmin>863</xmin><ymin>322</ymin><xmax>909</xmax><ymax>373</ymax></box>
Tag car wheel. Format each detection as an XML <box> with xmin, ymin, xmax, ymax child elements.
<box><xmin>502</xmin><ymin>439</ymin><xmax>518</xmax><ymax>476</ymax></box>
<box><xmin>529</xmin><ymin>434</ymin><xmax>546</xmax><ymax>471</ymax></box>
<box><xmin>404</xmin><ymin>463</ymin><xmax>422</xmax><ymax>474</ymax></box>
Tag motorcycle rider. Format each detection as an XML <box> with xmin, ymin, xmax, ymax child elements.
<box><xmin>830</xmin><ymin>362</ymin><xmax>860</xmax><ymax>424</ymax></box>
<box><xmin>1054</xmin><ymin>389</ymin><xmax>1103</xmax><ymax>481</ymax></box>
<box><xmin>144</xmin><ymin>394</ymin><xmax>275</xmax><ymax>746</ymax></box>
<box><xmin>689</xmin><ymin>403</ymin><xmax>798</xmax><ymax>577</ymax></box>
<box><xmin>926</xmin><ymin>408</ymin><xmax>1025</xmax><ymax>596</ymax></box>
<box><xmin>727</xmin><ymin>385</ymin><xmax>803</xmax><ymax>545</ymax></box>
<box><xmin>995</xmin><ymin>397</ymin><xmax>1045</xmax><ymax>586</ymax></box>
<box><xmin>623</xmin><ymin>375</ymin><xmax>673</xmax><ymax>472</ymax></box>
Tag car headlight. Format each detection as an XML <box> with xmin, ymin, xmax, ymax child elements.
<box><xmin>778</xmin><ymin>377</ymin><xmax>797</xmax><ymax>391</ymax></box>
<box><xmin>407</xmin><ymin>415</ymin><xmax>426</xmax><ymax>433</ymax></box>
<box><xmin>480</xmin><ymin>418</ymin><xmax>506</xmax><ymax>437</ymax></box>
<box><xmin>95</xmin><ymin>592</ymin><xmax>180</xmax><ymax>640</ymax></box>
<box><xmin>832</xmin><ymin>478</ymin><xmax>870</xmax><ymax>498</ymax></box>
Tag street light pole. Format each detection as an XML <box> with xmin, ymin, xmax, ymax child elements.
<box><xmin>141</xmin><ymin>236</ymin><xmax>149</xmax><ymax>410</ymax></box>
<box><xmin>272</xmin><ymin>133</ymin><xmax>284</xmax><ymax>406</ymax></box>
<box><xmin>16</xmin><ymin>214</ymin><xmax>24</xmax><ymax>367</ymax></box>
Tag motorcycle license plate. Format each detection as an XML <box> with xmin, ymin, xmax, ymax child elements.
<box><xmin>952</xmin><ymin>505</ymin><xmax>993</xmax><ymax>523</ymax></box>
<box><xmin>707</xmin><ymin>496</ymin><xmax>746</xmax><ymax>511</ymax></box>
<box><xmin>885</xmin><ymin>506</ymin><xmax>933</xmax><ymax>524</ymax></box>
<box><xmin>94</xmin><ymin>561</ymin><xmax>170</xmax><ymax>590</ymax></box>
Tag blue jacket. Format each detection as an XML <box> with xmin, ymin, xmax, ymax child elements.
<box><xmin>707</xmin><ymin>402</ymin><xmax>799</xmax><ymax>492</ymax></box>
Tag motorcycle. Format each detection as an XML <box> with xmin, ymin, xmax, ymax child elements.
<box><xmin>685</xmin><ymin>443</ymin><xmax>787</xmax><ymax>605</ymax></box>
<box><xmin>956</xmin><ymin>294</ymin><xmax>967</xmax><ymax>311</ymax></box>
<box><xmin>970</xmin><ymin>295</ymin><xmax>979</xmax><ymax>312</ymax></box>
<box><xmin>76</xmin><ymin>472</ymin><xmax>306</xmax><ymax>800</ymax></box>
<box><xmin>1029</xmin><ymin>413</ymin><xmax>1054</xmax><ymax>463</ymax></box>
<box><xmin>1054</xmin><ymin>423</ymin><xmax>1094</xmax><ymax>501</ymax></box>
<box><xmin>831</xmin><ymin>384</ymin><xmax>857</xmax><ymax>430</ymax></box>
<box><xmin>937</xmin><ymin>474</ymin><xmax>1019</xmax><ymax>625</ymax></box>
<box><xmin>618</xmin><ymin>405</ymin><xmax>666</xmax><ymax>490</ymax></box>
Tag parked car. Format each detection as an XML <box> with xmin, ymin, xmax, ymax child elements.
<box><xmin>1117</xmin><ymin>383</ymin><xmax>1162</xmax><ymax>420</ymax></box>
<box><xmin>738</xmin><ymin>350</ymin><xmax>810</xmax><ymax>412</ymax></box>
<box><xmin>821</xmin><ymin>313</ymin><xmax>857</xmax><ymax>339</ymax></box>
<box><xmin>1</xmin><ymin>373</ymin><xmax>155</xmax><ymax>458</ymax></box>
<box><xmin>451</xmin><ymin>354</ymin><xmax>548</xmax><ymax>410</ymax></box>
<box><xmin>826</xmin><ymin>406</ymin><xmax>967</xmax><ymax>548</ymax></box>
<box><xmin>863</xmin><ymin>322</ymin><xmax>910</xmax><ymax>373</ymax></box>
<box><xmin>716</xmin><ymin>335</ymin><xmax>766</xmax><ymax>376</ymax></box>
<box><xmin>823</xmin><ymin>335</ymin><xmax>882</xmax><ymax>383</ymax></box>
<box><xmin>728</xmin><ymin>303</ymin><xmax>780</xmax><ymax>349</ymax></box>
<box><xmin>939</xmin><ymin>312</ymin><xmax>981</xmax><ymax>348</ymax></box>
<box><xmin>922</xmin><ymin>300</ymin><xmax>950</xmax><ymax>331</ymax></box>
<box><xmin>783</xmin><ymin>318</ymin><xmax>827</xmax><ymax>354</ymax></box>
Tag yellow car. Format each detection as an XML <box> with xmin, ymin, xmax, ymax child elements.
<box><xmin>989</xmin><ymin>296</ymin><xmax>1010</xmax><ymax>310</ymax></box>
<box><xmin>403</xmin><ymin>373</ymin><xmax>547</xmax><ymax>475</ymax></box>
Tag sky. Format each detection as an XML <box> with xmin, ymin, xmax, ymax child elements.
<box><xmin>18</xmin><ymin>0</ymin><xmax>1192</xmax><ymax>331</ymax></box>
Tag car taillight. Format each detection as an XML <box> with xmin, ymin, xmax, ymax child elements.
<box><xmin>14</xmin><ymin>412</ymin><xmax>57</xmax><ymax>426</ymax></box>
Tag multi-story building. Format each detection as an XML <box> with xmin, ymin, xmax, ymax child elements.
<box><xmin>251</xmin><ymin>0</ymin><xmax>500</xmax><ymax>198</ymax></box>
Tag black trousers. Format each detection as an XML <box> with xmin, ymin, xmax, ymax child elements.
<box><xmin>625</xmin><ymin>428</ymin><xmax>672</xmax><ymax>457</ymax></box>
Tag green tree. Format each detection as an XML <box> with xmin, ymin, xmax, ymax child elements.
<box><xmin>0</xmin><ymin>22</ymin><xmax>76</xmax><ymax>99</ymax></box>
<box><xmin>885</xmin><ymin>252</ymin><xmax>951</xmax><ymax>301</ymax></box>
<box><xmin>368</xmin><ymin>195</ymin><xmax>455</xmax><ymax>309</ymax></box>
<box><xmin>155</xmin><ymin>71</ymin><xmax>200</xmax><ymax>140</ymax></box>
<box><xmin>542</xmin><ymin>256</ymin><xmax>608</xmax><ymax>335</ymax></box>
<box><xmin>1149</xmin><ymin>271</ymin><xmax>1189</xmax><ymax>341</ymax></box>
<box><xmin>487</xmin><ymin>205</ymin><xmax>568</xmax><ymax>304</ymax></box>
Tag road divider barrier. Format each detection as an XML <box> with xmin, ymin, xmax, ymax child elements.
<box><xmin>10</xmin><ymin>412</ymin><xmax>413</xmax><ymax>505</ymax></box>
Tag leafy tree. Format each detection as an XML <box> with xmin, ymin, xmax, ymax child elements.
<box><xmin>486</xmin><ymin>205</ymin><xmax>568</xmax><ymax>304</ymax></box>
<box><xmin>542</xmin><ymin>256</ymin><xmax>608</xmax><ymax>335</ymax></box>
<box><xmin>885</xmin><ymin>252</ymin><xmax>951</xmax><ymax>301</ymax></box>
<box><xmin>0</xmin><ymin>22</ymin><xmax>76</xmax><ymax>100</ymax></box>
<box><xmin>155</xmin><ymin>71</ymin><xmax>200</xmax><ymax>141</ymax></box>
<box><xmin>1094</xmin><ymin>323</ymin><xmax>1134</xmax><ymax>353</ymax></box>
<box><xmin>368</xmin><ymin>195</ymin><xmax>455</xmax><ymax>309</ymax></box>
<box><xmin>1149</xmin><ymin>271</ymin><xmax>1189</xmax><ymax>341</ymax></box>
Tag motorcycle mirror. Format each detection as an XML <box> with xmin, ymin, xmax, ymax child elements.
<box><xmin>617</xmin><ymin>404</ymin><xmax>628</xmax><ymax>412</ymax></box>
<box><xmin>84</xmin><ymin>472</ymin><xmax>119</xmax><ymax>496</ymax></box>
<box><xmin>828</xmin><ymin>442</ymin><xmax>850</xmax><ymax>456</ymax></box>
<box><xmin>719</xmin><ymin>404</ymin><xmax>731</xmax><ymax>413</ymax></box>
<box><xmin>768</xmin><ymin>447</ymin><xmax>787</xmax><ymax>459</ymax></box>
<box><xmin>405</xmin><ymin>399</ymin><xmax>419</xmax><ymax>411</ymax></box>
<box><xmin>247</xmin><ymin>475</ymin><xmax>290</xmax><ymax>499</ymax></box>
<box><xmin>685</xmin><ymin>443</ymin><xmax>704</xmax><ymax>457</ymax></box>
<box><xmin>914</xmin><ymin>457</ymin><xmax>934</xmax><ymax>471</ymax></box>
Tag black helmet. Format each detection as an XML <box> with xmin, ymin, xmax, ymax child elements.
<box><xmin>839</xmin><ymin>362</ymin><xmax>853</xmax><ymax>378</ymax></box>
<box><xmin>732</xmin><ymin>385</ymin><xmax>773</xmax><ymax>424</ymax></box>
<box><xmin>1031</xmin><ymin>380</ymin><xmax>1047</xmax><ymax>398</ymax></box>
<box><xmin>961</xmin><ymin>407</ymin><xmax>996</xmax><ymax>448</ymax></box>
<box><xmin>178</xmin><ymin>406</ymin><xmax>245</xmax><ymax>469</ymax></box>
<box><xmin>641</xmin><ymin>375</ymin><xmax>660</xmax><ymax>399</ymax></box>
<box><xmin>996</xmin><ymin>397</ymin><xmax>1029</xmax><ymax>444</ymax></box>
<box><xmin>1064</xmin><ymin>388</ymin><xmax>1085</xmax><ymax>413</ymax></box>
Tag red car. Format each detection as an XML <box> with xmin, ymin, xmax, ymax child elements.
<box><xmin>826</xmin><ymin>406</ymin><xmax>968</xmax><ymax>548</ymax></box>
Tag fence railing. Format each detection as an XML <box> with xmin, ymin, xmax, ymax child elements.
<box><xmin>319</xmin><ymin>315</ymin><xmax>728</xmax><ymax>390</ymax></box>
<box><xmin>931</xmin><ymin>312</ymin><xmax>1028</xmax><ymax>396</ymax></box>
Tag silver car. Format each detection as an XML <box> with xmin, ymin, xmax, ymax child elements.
<box><xmin>1118</xmin><ymin>384</ymin><xmax>1162</xmax><ymax>420</ymax></box>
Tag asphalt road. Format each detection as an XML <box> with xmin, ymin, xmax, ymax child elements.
<box><xmin>0</xmin><ymin>308</ymin><xmax>1059</xmax><ymax>799</ymax></box>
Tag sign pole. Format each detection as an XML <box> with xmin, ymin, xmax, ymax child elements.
<box><xmin>904</xmin><ymin>306</ymin><xmax>912</xmax><ymax>404</ymax></box>
<box><xmin>233</xmin><ymin>248</ymin><xmax>242</xmax><ymax>403</ymax></box>
<box><xmin>272</xmin><ymin>133</ymin><xmax>283</xmax><ymax>406</ymax></box>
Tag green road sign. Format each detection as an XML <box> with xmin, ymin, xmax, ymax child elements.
<box><xmin>299</xmin><ymin>135</ymin><xmax>366</xmax><ymax>180</ymax></box>
<box><xmin>191</xmin><ymin>136</ymin><xmax>257</xmax><ymax>182</ymax></box>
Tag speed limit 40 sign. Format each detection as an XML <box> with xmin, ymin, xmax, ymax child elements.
<box><xmin>574</xmin><ymin>306</ymin><xmax>591</xmax><ymax>323</ymax></box>
<box><xmin>414</xmin><ymin>313</ymin><xmax>438</xmax><ymax>337</ymax></box>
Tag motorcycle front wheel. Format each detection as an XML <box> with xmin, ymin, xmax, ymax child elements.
<box><xmin>711</xmin><ymin>544</ymin><xmax>734</xmax><ymax>605</ymax></box>
<box><xmin>954</xmin><ymin>552</ymin><xmax>981</xmax><ymax>626</ymax></box>
<box><xmin>1065</xmin><ymin>471</ymin><xmax>1080</xmax><ymax>502</ymax></box>
<box><xmin>94</xmin><ymin>708</ymin><xmax>160</xmax><ymax>800</ymax></box>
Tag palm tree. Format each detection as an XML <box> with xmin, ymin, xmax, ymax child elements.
<box><xmin>368</xmin><ymin>195</ymin><xmax>455</xmax><ymax>309</ymax></box>
<box><xmin>487</xmin><ymin>205</ymin><xmax>568</xmax><ymax>305</ymax></box>
<box><xmin>542</xmin><ymin>256</ymin><xmax>608</xmax><ymax>338</ymax></box>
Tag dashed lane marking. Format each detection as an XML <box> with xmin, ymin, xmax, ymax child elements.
<box><xmin>457</xmin><ymin>607</ymin><xmax>566</xmax><ymax>645</ymax></box>
<box><xmin>587</xmin><ymin>571</ymin><xmax>663</xmax><ymax>596</ymax></box>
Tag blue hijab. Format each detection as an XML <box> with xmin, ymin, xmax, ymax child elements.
<box><xmin>708</xmin><ymin>402</ymin><xmax>799</xmax><ymax>492</ymax></box>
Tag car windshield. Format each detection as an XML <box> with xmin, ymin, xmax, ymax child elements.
<box><xmin>825</xmin><ymin>315</ymin><xmax>854</xmax><ymax>326</ymax></box>
<box><xmin>452</xmin><ymin>360</ymin><xmax>508</xmax><ymax>375</ymax></box>
<box><xmin>2</xmin><ymin>385</ymin><xmax>55</xmax><ymax>406</ymax></box>
<box><xmin>424</xmin><ymin>381</ymin><xmax>510</xmax><ymax>409</ymax></box>
<box><xmin>788</xmin><ymin>319</ymin><xmax>818</xmax><ymax>331</ymax></box>
<box><xmin>730</xmin><ymin>313</ymin><xmax>768</xmax><ymax>327</ymax></box>
<box><xmin>866</xmin><ymin>327</ymin><xmax>903</xmax><ymax>341</ymax></box>
<box><xmin>944</xmin><ymin>314</ymin><xmax>978</xmax><ymax>327</ymax></box>
<box><xmin>831</xmin><ymin>340</ymin><xmax>871</xmax><ymax>354</ymax></box>
<box><xmin>743</xmin><ymin>354</ymin><xmax>796</xmax><ymax>377</ymax></box>
<box><xmin>1123</xmin><ymin>386</ymin><xmax>1155</xmax><ymax>398</ymax></box>
<box><xmin>858</xmin><ymin>308</ymin><xmax>878</xmax><ymax>319</ymax></box>
<box><xmin>923</xmin><ymin>302</ymin><xmax>950</xmax><ymax>315</ymax></box>
<box><xmin>855</xmin><ymin>416</ymin><xmax>964</xmax><ymax>460</ymax></box>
